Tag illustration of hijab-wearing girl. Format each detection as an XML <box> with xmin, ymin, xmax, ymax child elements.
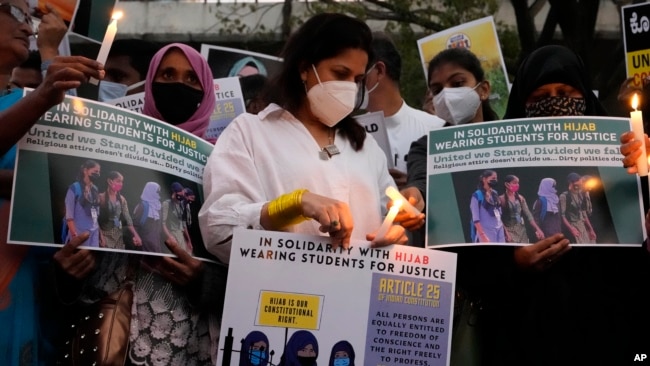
<box><xmin>328</xmin><ymin>340</ymin><xmax>355</xmax><ymax>366</ymax></box>
<box><xmin>240</xmin><ymin>330</ymin><xmax>270</xmax><ymax>366</ymax></box>
<box><xmin>279</xmin><ymin>330</ymin><xmax>319</xmax><ymax>366</ymax></box>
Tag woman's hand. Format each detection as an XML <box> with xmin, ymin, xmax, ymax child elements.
<box><xmin>301</xmin><ymin>191</ymin><xmax>354</xmax><ymax>250</ymax></box>
<box><xmin>620</xmin><ymin>131</ymin><xmax>650</xmax><ymax>174</ymax></box>
<box><xmin>157</xmin><ymin>240</ymin><xmax>204</xmax><ymax>286</ymax></box>
<box><xmin>367</xmin><ymin>224</ymin><xmax>408</xmax><ymax>248</ymax></box>
<box><xmin>513</xmin><ymin>233</ymin><xmax>571</xmax><ymax>271</ymax></box>
<box><xmin>53</xmin><ymin>231</ymin><xmax>96</xmax><ymax>279</ymax></box>
<box><xmin>393</xmin><ymin>187</ymin><xmax>426</xmax><ymax>231</ymax></box>
<box><xmin>534</xmin><ymin>228</ymin><xmax>545</xmax><ymax>241</ymax></box>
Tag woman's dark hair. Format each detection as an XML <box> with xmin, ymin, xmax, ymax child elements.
<box><xmin>477</xmin><ymin>169</ymin><xmax>496</xmax><ymax>190</ymax></box>
<box><xmin>267</xmin><ymin>13</ymin><xmax>373</xmax><ymax>151</ymax></box>
<box><xmin>501</xmin><ymin>174</ymin><xmax>521</xmax><ymax>218</ymax></box>
<box><xmin>428</xmin><ymin>48</ymin><xmax>498</xmax><ymax>121</ymax></box>
<box><xmin>77</xmin><ymin>160</ymin><xmax>99</xmax><ymax>183</ymax></box>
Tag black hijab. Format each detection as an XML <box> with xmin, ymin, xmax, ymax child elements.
<box><xmin>504</xmin><ymin>45</ymin><xmax>607</xmax><ymax>119</ymax></box>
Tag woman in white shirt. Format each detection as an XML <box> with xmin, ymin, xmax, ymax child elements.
<box><xmin>199</xmin><ymin>13</ymin><xmax>409</xmax><ymax>263</ymax></box>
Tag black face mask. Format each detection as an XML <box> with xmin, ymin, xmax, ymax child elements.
<box><xmin>151</xmin><ymin>82</ymin><xmax>204</xmax><ymax>125</ymax></box>
<box><xmin>525</xmin><ymin>96</ymin><xmax>586</xmax><ymax>117</ymax></box>
<box><xmin>89</xmin><ymin>172</ymin><xmax>100</xmax><ymax>183</ymax></box>
<box><xmin>297</xmin><ymin>356</ymin><xmax>316</xmax><ymax>366</ymax></box>
<box><xmin>488</xmin><ymin>180</ymin><xmax>498</xmax><ymax>188</ymax></box>
<box><xmin>175</xmin><ymin>193</ymin><xmax>184</xmax><ymax>201</ymax></box>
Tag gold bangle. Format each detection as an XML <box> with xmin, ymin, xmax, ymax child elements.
<box><xmin>267</xmin><ymin>189</ymin><xmax>309</xmax><ymax>229</ymax></box>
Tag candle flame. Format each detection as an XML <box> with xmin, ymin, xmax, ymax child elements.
<box><xmin>112</xmin><ymin>11</ymin><xmax>123</xmax><ymax>21</ymax></box>
<box><xmin>632</xmin><ymin>93</ymin><xmax>639</xmax><ymax>111</ymax></box>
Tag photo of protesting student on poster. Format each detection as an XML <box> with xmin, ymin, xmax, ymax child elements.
<box><xmin>7</xmin><ymin>93</ymin><xmax>217</xmax><ymax>261</ymax></box>
<box><xmin>217</xmin><ymin>229</ymin><xmax>457</xmax><ymax>366</ymax></box>
<box><xmin>425</xmin><ymin>116</ymin><xmax>646</xmax><ymax>248</ymax></box>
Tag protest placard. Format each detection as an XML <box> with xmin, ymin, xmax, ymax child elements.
<box><xmin>354</xmin><ymin>111</ymin><xmax>394</xmax><ymax>169</ymax></box>
<box><xmin>200</xmin><ymin>44</ymin><xmax>283</xmax><ymax>79</ymax></box>
<box><xmin>217</xmin><ymin>228</ymin><xmax>457</xmax><ymax>366</ymax></box>
<box><xmin>425</xmin><ymin>116</ymin><xmax>645</xmax><ymax>248</ymax></box>
<box><xmin>8</xmin><ymin>93</ymin><xmax>217</xmax><ymax>261</ymax></box>
<box><xmin>417</xmin><ymin>16</ymin><xmax>510</xmax><ymax>118</ymax></box>
<box><xmin>621</xmin><ymin>2</ymin><xmax>650</xmax><ymax>88</ymax></box>
<box><xmin>206</xmin><ymin>77</ymin><xmax>247</xmax><ymax>141</ymax></box>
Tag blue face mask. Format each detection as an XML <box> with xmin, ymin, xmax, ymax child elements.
<box><xmin>333</xmin><ymin>358</ymin><xmax>350</xmax><ymax>366</ymax></box>
<box><xmin>98</xmin><ymin>80</ymin><xmax>145</xmax><ymax>102</ymax></box>
<box><xmin>249</xmin><ymin>349</ymin><xmax>266</xmax><ymax>365</ymax></box>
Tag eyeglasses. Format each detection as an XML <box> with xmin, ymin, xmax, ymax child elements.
<box><xmin>0</xmin><ymin>3</ymin><xmax>34</xmax><ymax>30</ymax></box>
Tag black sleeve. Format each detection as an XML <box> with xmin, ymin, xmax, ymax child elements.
<box><xmin>405</xmin><ymin>134</ymin><xmax>428</xmax><ymax>198</ymax></box>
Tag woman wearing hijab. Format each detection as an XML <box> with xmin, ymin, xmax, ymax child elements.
<box><xmin>55</xmin><ymin>43</ymin><xmax>224</xmax><ymax>366</ymax></box>
<box><xmin>328</xmin><ymin>340</ymin><xmax>355</xmax><ymax>366</ymax></box>
<box><xmin>531</xmin><ymin>177</ymin><xmax>561</xmax><ymax>238</ymax></box>
<box><xmin>143</xmin><ymin>43</ymin><xmax>217</xmax><ymax>143</ymax></box>
<box><xmin>501</xmin><ymin>45</ymin><xmax>650</xmax><ymax>365</ymax></box>
<box><xmin>132</xmin><ymin>181</ymin><xmax>162</xmax><ymax>253</ymax></box>
<box><xmin>278</xmin><ymin>330</ymin><xmax>319</xmax><ymax>366</ymax></box>
<box><xmin>240</xmin><ymin>331</ymin><xmax>270</xmax><ymax>366</ymax></box>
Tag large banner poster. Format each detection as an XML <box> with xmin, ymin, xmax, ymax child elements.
<box><xmin>417</xmin><ymin>16</ymin><xmax>510</xmax><ymax>119</ymax></box>
<box><xmin>621</xmin><ymin>2</ymin><xmax>650</xmax><ymax>88</ymax></box>
<box><xmin>217</xmin><ymin>228</ymin><xmax>457</xmax><ymax>366</ymax></box>
<box><xmin>425</xmin><ymin>116</ymin><xmax>645</xmax><ymax>248</ymax></box>
<box><xmin>8</xmin><ymin>94</ymin><xmax>218</xmax><ymax>261</ymax></box>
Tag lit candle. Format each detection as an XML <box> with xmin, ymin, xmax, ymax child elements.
<box><xmin>385</xmin><ymin>186</ymin><xmax>421</xmax><ymax>216</ymax></box>
<box><xmin>630</xmin><ymin>93</ymin><xmax>648</xmax><ymax>176</ymax></box>
<box><xmin>90</xmin><ymin>11</ymin><xmax>123</xmax><ymax>85</ymax></box>
<box><xmin>375</xmin><ymin>200</ymin><xmax>402</xmax><ymax>240</ymax></box>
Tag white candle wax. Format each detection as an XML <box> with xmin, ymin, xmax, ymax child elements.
<box><xmin>90</xmin><ymin>16</ymin><xmax>120</xmax><ymax>85</ymax></box>
<box><xmin>631</xmin><ymin>94</ymin><xmax>648</xmax><ymax>176</ymax></box>
<box><xmin>385</xmin><ymin>186</ymin><xmax>421</xmax><ymax>216</ymax></box>
<box><xmin>375</xmin><ymin>200</ymin><xmax>402</xmax><ymax>240</ymax></box>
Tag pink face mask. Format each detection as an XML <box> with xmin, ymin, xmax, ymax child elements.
<box><xmin>508</xmin><ymin>183</ymin><xmax>520</xmax><ymax>193</ymax></box>
<box><xmin>111</xmin><ymin>182</ymin><xmax>123</xmax><ymax>193</ymax></box>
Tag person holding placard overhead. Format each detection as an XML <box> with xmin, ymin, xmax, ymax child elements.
<box><xmin>199</xmin><ymin>13</ymin><xmax>409</xmax><ymax>264</ymax></box>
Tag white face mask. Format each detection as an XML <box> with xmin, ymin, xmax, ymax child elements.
<box><xmin>307</xmin><ymin>64</ymin><xmax>358</xmax><ymax>127</ymax></box>
<box><xmin>98</xmin><ymin>80</ymin><xmax>145</xmax><ymax>102</ymax></box>
<box><xmin>433</xmin><ymin>83</ymin><xmax>482</xmax><ymax>125</ymax></box>
<box><xmin>357</xmin><ymin>63</ymin><xmax>378</xmax><ymax>110</ymax></box>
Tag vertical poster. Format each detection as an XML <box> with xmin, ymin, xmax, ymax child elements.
<box><xmin>621</xmin><ymin>2</ymin><xmax>650</xmax><ymax>88</ymax></box>
<box><xmin>417</xmin><ymin>16</ymin><xmax>510</xmax><ymax>119</ymax></box>
<box><xmin>29</xmin><ymin>0</ymin><xmax>119</xmax><ymax>43</ymax></box>
<box><xmin>217</xmin><ymin>228</ymin><xmax>457</xmax><ymax>366</ymax></box>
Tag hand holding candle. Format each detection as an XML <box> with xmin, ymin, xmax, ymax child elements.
<box><xmin>385</xmin><ymin>186</ymin><xmax>421</xmax><ymax>216</ymax></box>
<box><xmin>630</xmin><ymin>93</ymin><xmax>648</xmax><ymax>176</ymax></box>
<box><xmin>90</xmin><ymin>11</ymin><xmax>123</xmax><ymax>85</ymax></box>
<box><xmin>375</xmin><ymin>200</ymin><xmax>402</xmax><ymax>240</ymax></box>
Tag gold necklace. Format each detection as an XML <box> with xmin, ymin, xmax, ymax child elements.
<box><xmin>319</xmin><ymin>128</ymin><xmax>340</xmax><ymax>160</ymax></box>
